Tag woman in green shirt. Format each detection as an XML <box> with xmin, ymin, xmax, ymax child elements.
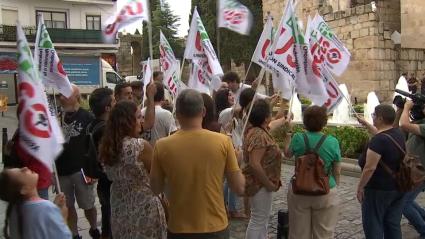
<box><xmin>285</xmin><ymin>105</ymin><xmax>342</xmax><ymax>239</ymax></box>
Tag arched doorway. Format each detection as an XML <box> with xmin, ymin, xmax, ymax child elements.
<box><xmin>131</xmin><ymin>41</ymin><xmax>142</xmax><ymax>75</ymax></box>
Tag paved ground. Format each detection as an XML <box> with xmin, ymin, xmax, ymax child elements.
<box><xmin>0</xmin><ymin>106</ymin><xmax>424</xmax><ymax>239</ymax></box>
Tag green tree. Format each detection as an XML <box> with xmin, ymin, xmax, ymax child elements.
<box><xmin>142</xmin><ymin>0</ymin><xmax>183</xmax><ymax>60</ymax></box>
<box><xmin>191</xmin><ymin>0</ymin><xmax>263</xmax><ymax>77</ymax></box>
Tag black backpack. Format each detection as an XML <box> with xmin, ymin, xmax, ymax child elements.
<box><xmin>82</xmin><ymin>121</ymin><xmax>105</xmax><ymax>178</ymax></box>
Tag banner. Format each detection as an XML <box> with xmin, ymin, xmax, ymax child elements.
<box><xmin>184</xmin><ymin>7</ymin><xmax>223</xmax><ymax>85</ymax></box>
<box><xmin>307</xmin><ymin>14</ymin><xmax>351</xmax><ymax>77</ymax></box>
<box><xmin>160</xmin><ymin>31</ymin><xmax>185</xmax><ymax>96</ymax></box>
<box><xmin>217</xmin><ymin>0</ymin><xmax>253</xmax><ymax>35</ymax></box>
<box><xmin>103</xmin><ymin>0</ymin><xmax>149</xmax><ymax>43</ymax></box>
<box><xmin>188</xmin><ymin>61</ymin><xmax>211</xmax><ymax>95</ymax></box>
<box><xmin>34</xmin><ymin>14</ymin><xmax>73</xmax><ymax>98</ymax></box>
<box><xmin>16</xmin><ymin>23</ymin><xmax>63</xmax><ymax>172</ymax></box>
<box><xmin>251</xmin><ymin>16</ymin><xmax>273</xmax><ymax>68</ymax></box>
<box><xmin>267</xmin><ymin>1</ymin><xmax>328</xmax><ymax>106</ymax></box>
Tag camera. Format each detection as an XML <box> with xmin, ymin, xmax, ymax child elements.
<box><xmin>393</xmin><ymin>89</ymin><xmax>425</xmax><ymax>121</ymax></box>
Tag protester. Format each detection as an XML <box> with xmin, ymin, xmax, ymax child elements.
<box><xmin>215</xmin><ymin>88</ymin><xmax>235</xmax><ymax>116</ymax></box>
<box><xmin>201</xmin><ymin>93</ymin><xmax>221</xmax><ymax>132</ymax></box>
<box><xmin>150</xmin><ymin>89</ymin><xmax>245</xmax><ymax>239</ymax></box>
<box><xmin>142</xmin><ymin>81</ymin><xmax>177</xmax><ymax>145</ymax></box>
<box><xmin>285</xmin><ymin>105</ymin><xmax>341</xmax><ymax>239</ymax></box>
<box><xmin>87</xmin><ymin>87</ymin><xmax>116</xmax><ymax>239</ymax></box>
<box><xmin>130</xmin><ymin>80</ymin><xmax>144</xmax><ymax>105</ymax></box>
<box><xmin>221</xmin><ymin>71</ymin><xmax>266</xmax><ymax>104</ymax></box>
<box><xmin>5</xmin><ymin>128</ymin><xmax>51</xmax><ymax>200</ymax></box>
<box><xmin>357</xmin><ymin>104</ymin><xmax>405</xmax><ymax>239</ymax></box>
<box><xmin>99</xmin><ymin>100</ymin><xmax>166</xmax><ymax>239</ymax></box>
<box><xmin>114</xmin><ymin>82</ymin><xmax>133</xmax><ymax>102</ymax></box>
<box><xmin>0</xmin><ymin>167</ymin><xmax>71</xmax><ymax>239</ymax></box>
<box><xmin>56</xmin><ymin>85</ymin><xmax>100</xmax><ymax>239</ymax></box>
<box><xmin>243</xmin><ymin>99</ymin><xmax>283</xmax><ymax>239</ymax></box>
<box><xmin>399</xmin><ymin>100</ymin><xmax>425</xmax><ymax>237</ymax></box>
<box><xmin>153</xmin><ymin>71</ymin><xmax>173</xmax><ymax>110</ymax></box>
<box><xmin>408</xmin><ymin>73</ymin><xmax>418</xmax><ymax>94</ymax></box>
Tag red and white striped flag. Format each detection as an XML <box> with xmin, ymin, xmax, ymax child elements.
<box><xmin>160</xmin><ymin>31</ymin><xmax>185</xmax><ymax>96</ymax></box>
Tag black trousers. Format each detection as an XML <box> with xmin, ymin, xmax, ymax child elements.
<box><xmin>97</xmin><ymin>174</ymin><xmax>112</xmax><ymax>237</ymax></box>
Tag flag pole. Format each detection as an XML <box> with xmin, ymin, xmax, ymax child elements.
<box><xmin>217</xmin><ymin>27</ymin><xmax>221</xmax><ymax>62</ymax></box>
<box><xmin>241</xmin><ymin>71</ymin><xmax>265</xmax><ymax>136</ymax></box>
<box><xmin>50</xmin><ymin>88</ymin><xmax>62</xmax><ymax>193</ymax></box>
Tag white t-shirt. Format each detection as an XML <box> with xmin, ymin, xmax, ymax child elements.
<box><xmin>142</xmin><ymin>105</ymin><xmax>177</xmax><ymax>145</ymax></box>
<box><xmin>218</xmin><ymin>107</ymin><xmax>243</xmax><ymax>148</ymax></box>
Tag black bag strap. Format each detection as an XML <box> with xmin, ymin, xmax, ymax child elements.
<box><xmin>303</xmin><ymin>133</ymin><xmax>327</xmax><ymax>153</ymax></box>
<box><xmin>382</xmin><ymin>133</ymin><xmax>406</xmax><ymax>155</ymax></box>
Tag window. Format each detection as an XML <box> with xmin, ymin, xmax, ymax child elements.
<box><xmin>36</xmin><ymin>10</ymin><xmax>67</xmax><ymax>29</ymax></box>
<box><xmin>106</xmin><ymin>72</ymin><xmax>120</xmax><ymax>84</ymax></box>
<box><xmin>86</xmin><ymin>15</ymin><xmax>101</xmax><ymax>30</ymax></box>
<box><xmin>2</xmin><ymin>9</ymin><xmax>18</xmax><ymax>26</ymax></box>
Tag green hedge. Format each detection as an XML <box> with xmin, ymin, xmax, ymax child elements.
<box><xmin>272</xmin><ymin>124</ymin><xmax>370</xmax><ymax>159</ymax></box>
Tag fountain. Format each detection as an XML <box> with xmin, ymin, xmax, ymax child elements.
<box><xmin>331</xmin><ymin>84</ymin><xmax>354</xmax><ymax>124</ymax></box>
<box><xmin>364</xmin><ymin>92</ymin><xmax>380</xmax><ymax>124</ymax></box>
<box><xmin>290</xmin><ymin>93</ymin><xmax>303</xmax><ymax>122</ymax></box>
<box><xmin>393</xmin><ymin>75</ymin><xmax>410</xmax><ymax>100</ymax></box>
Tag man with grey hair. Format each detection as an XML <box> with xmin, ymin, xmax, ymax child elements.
<box><xmin>150</xmin><ymin>89</ymin><xmax>245</xmax><ymax>239</ymax></box>
<box><xmin>57</xmin><ymin>84</ymin><xmax>100</xmax><ymax>239</ymax></box>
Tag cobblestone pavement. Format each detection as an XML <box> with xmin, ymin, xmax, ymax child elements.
<box><xmin>0</xmin><ymin>107</ymin><xmax>424</xmax><ymax>238</ymax></box>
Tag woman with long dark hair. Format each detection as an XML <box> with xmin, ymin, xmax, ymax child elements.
<box><xmin>201</xmin><ymin>93</ymin><xmax>221</xmax><ymax>132</ymax></box>
<box><xmin>99</xmin><ymin>100</ymin><xmax>166</xmax><ymax>239</ymax></box>
<box><xmin>0</xmin><ymin>167</ymin><xmax>71</xmax><ymax>239</ymax></box>
<box><xmin>215</xmin><ymin>88</ymin><xmax>235</xmax><ymax>116</ymax></box>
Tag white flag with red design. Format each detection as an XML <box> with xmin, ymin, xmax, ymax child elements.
<box><xmin>102</xmin><ymin>0</ymin><xmax>149</xmax><ymax>43</ymax></box>
<box><xmin>188</xmin><ymin>61</ymin><xmax>211</xmax><ymax>95</ymax></box>
<box><xmin>184</xmin><ymin>7</ymin><xmax>223</xmax><ymax>87</ymax></box>
<box><xmin>267</xmin><ymin>1</ymin><xmax>328</xmax><ymax>106</ymax></box>
<box><xmin>142</xmin><ymin>58</ymin><xmax>152</xmax><ymax>87</ymax></box>
<box><xmin>251</xmin><ymin>16</ymin><xmax>273</xmax><ymax>68</ymax></box>
<box><xmin>218</xmin><ymin>0</ymin><xmax>253</xmax><ymax>35</ymax></box>
<box><xmin>307</xmin><ymin>14</ymin><xmax>351</xmax><ymax>77</ymax></box>
<box><xmin>34</xmin><ymin>14</ymin><xmax>73</xmax><ymax>98</ymax></box>
<box><xmin>16</xmin><ymin>22</ymin><xmax>63</xmax><ymax>171</ymax></box>
<box><xmin>160</xmin><ymin>31</ymin><xmax>185</xmax><ymax>96</ymax></box>
<box><xmin>305</xmin><ymin>15</ymin><xmax>344</xmax><ymax>112</ymax></box>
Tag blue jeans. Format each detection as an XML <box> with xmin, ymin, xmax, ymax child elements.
<box><xmin>362</xmin><ymin>188</ymin><xmax>405</xmax><ymax>239</ymax></box>
<box><xmin>223</xmin><ymin>180</ymin><xmax>237</xmax><ymax>212</ymax></box>
<box><xmin>403</xmin><ymin>182</ymin><xmax>425</xmax><ymax>237</ymax></box>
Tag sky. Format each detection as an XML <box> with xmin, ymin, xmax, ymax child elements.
<box><xmin>118</xmin><ymin>0</ymin><xmax>191</xmax><ymax>37</ymax></box>
<box><xmin>167</xmin><ymin>0</ymin><xmax>191</xmax><ymax>37</ymax></box>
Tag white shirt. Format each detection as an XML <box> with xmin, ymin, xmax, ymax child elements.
<box><xmin>141</xmin><ymin>105</ymin><xmax>177</xmax><ymax>145</ymax></box>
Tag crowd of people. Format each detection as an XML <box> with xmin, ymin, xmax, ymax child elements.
<box><xmin>1</xmin><ymin>70</ymin><xmax>425</xmax><ymax>239</ymax></box>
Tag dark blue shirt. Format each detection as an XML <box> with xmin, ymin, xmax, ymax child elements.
<box><xmin>359</xmin><ymin>128</ymin><xmax>405</xmax><ymax>191</ymax></box>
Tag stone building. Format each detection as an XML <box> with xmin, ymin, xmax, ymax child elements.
<box><xmin>117</xmin><ymin>32</ymin><xmax>143</xmax><ymax>77</ymax></box>
<box><xmin>262</xmin><ymin>0</ymin><xmax>425</xmax><ymax>102</ymax></box>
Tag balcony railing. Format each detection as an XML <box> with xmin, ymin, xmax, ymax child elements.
<box><xmin>0</xmin><ymin>25</ymin><xmax>107</xmax><ymax>44</ymax></box>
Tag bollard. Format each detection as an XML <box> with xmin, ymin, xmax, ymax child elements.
<box><xmin>2</xmin><ymin>128</ymin><xmax>7</xmax><ymax>164</ymax></box>
<box><xmin>277</xmin><ymin>209</ymin><xmax>289</xmax><ymax>239</ymax></box>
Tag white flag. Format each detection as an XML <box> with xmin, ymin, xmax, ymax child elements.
<box><xmin>103</xmin><ymin>0</ymin><xmax>150</xmax><ymax>43</ymax></box>
<box><xmin>188</xmin><ymin>61</ymin><xmax>211</xmax><ymax>95</ymax></box>
<box><xmin>307</xmin><ymin>14</ymin><xmax>351</xmax><ymax>77</ymax></box>
<box><xmin>268</xmin><ymin>1</ymin><xmax>328</xmax><ymax>106</ymax></box>
<box><xmin>184</xmin><ymin>7</ymin><xmax>223</xmax><ymax>81</ymax></box>
<box><xmin>305</xmin><ymin>16</ymin><xmax>344</xmax><ymax>112</ymax></box>
<box><xmin>34</xmin><ymin>14</ymin><xmax>73</xmax><ymax>98</ymax></box>
<box><xmin>272</xmin><ymin>72</ymin><xmax>292</xmax><ymax>100</ymax></box>
<box><xmin>143</xmin><ymin>58</ymin><xmax>152</xmax><ymax>87</ymax></box>
<box><xmin>16</xmin><ymin>22</ymin><xmax>63</xmax><ymax>172</ymax></box>
<box><xmin>251</xmin><ymin>16</ymin><xmax>273</xmax><ymax>68</ymax></box>
<box><xmin>160</xmin><ymin>31</ymin><xmax>185</xmax><ymax>96</ymax></box>
<box><xmin>218</xmin><ymin>0</ymin><xmax>253</xmax><ymax>35</ymax></box>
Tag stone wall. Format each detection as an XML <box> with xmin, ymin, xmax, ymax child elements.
<box><xmin>261</xmin><ymin>0</ymin><xmax>425</xmax><ymax>102</ymax></box>
<box><xmin>401</xmin><ymin>0</ymin><xmax>425</xmax><ymax>49</ymax></box>
<box><xmin>117</xmin><ymin>33</ymin><xmax>143</xmax><ymax>77</ymax></box>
